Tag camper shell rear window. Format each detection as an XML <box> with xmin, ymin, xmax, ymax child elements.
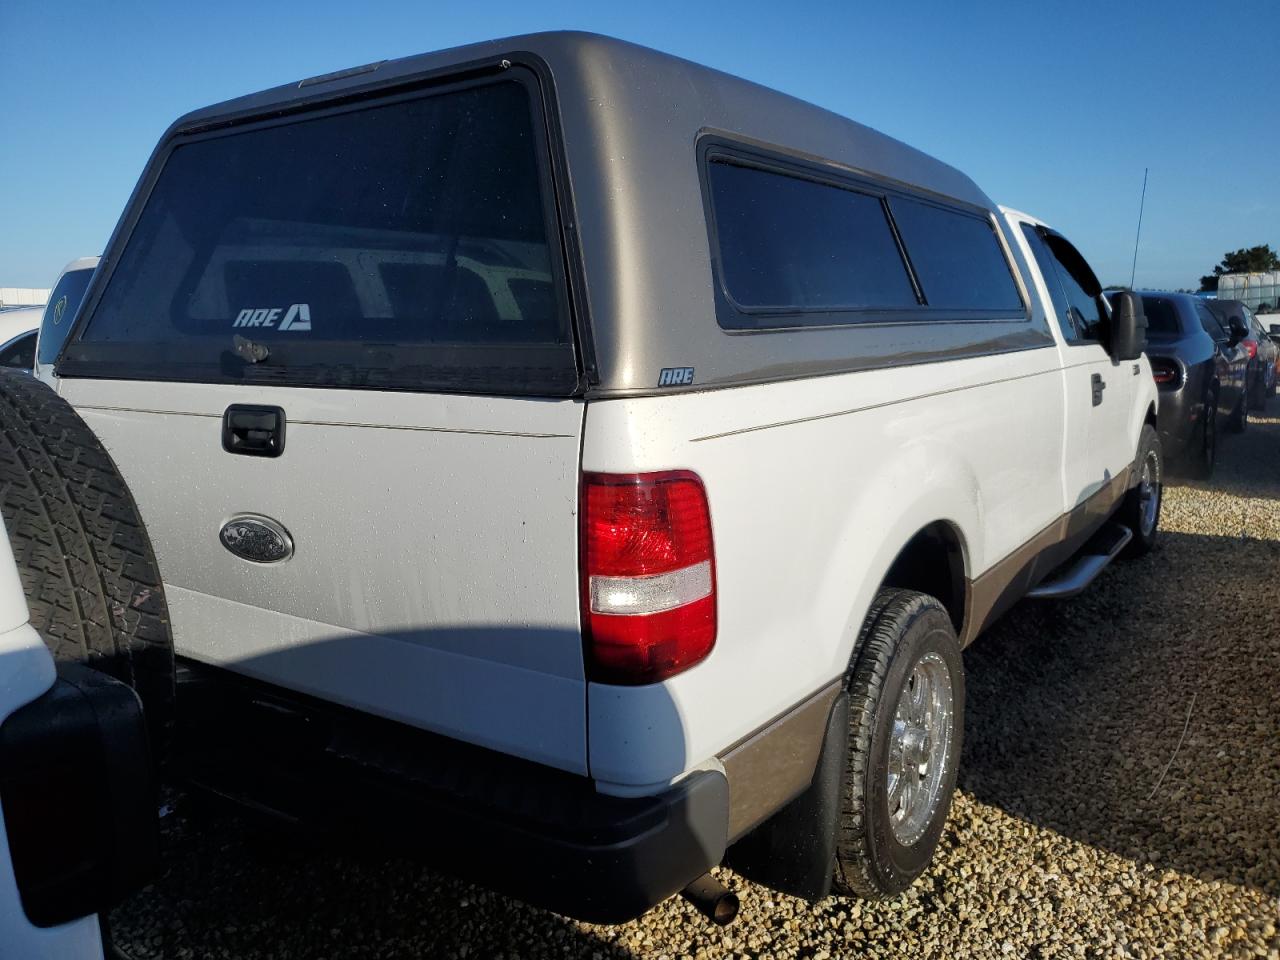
<box><xmin>61</xmin><ymin>71</ymin><xmax>579</xmax><ymax>396</ymax></box>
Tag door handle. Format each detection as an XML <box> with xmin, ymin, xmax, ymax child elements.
<box><xmin>1091</xmin><ymin>373</ymin><xmax>1106</xmax><ymax>407</ymax></box>
<box><xmin>222</xmin><ymin>405</ymin><xmax>286</xmax><ymax>457</ymax></box>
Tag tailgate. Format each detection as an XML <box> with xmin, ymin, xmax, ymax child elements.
<box><xmin>55</xmin><ymin>69</ymin><xmax>592</xmax><ymax>773</ymax></box>
<box><xmin>65</xmin><ymin>381</ymin><xmax>587</xmax><ymax>772</ymax></box>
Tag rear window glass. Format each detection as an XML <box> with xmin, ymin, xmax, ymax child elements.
<box><xmin>1139</xmin><ymin>296</ymin><xmax>1181</xmax><ymax>335</ymax></box>
<box><xmin>68</xmin><ymin>77</ymin><xmax>577</xmax><ymax>395</ymax></box>
<box><xmin>707</xmin><ymin>160</ymin><xmax>918</xmax><ymax>323</ymax></box>
<box><xmin>0</xmin><ymin>331</ymin><xmax>36</xmax><ymax>370</ymax></box>
<box><xmin>888</xmin><ymin>198</ymin><xmax>1023</xmax><ymax>312</ymax></box>
<box><xmin>1195</xmin><ymin>300</ymin><xmax>1228</xmax><ymax>340</ymax></box>
<box><xmin>38</xmin><ymin>267</ymin><xmax>95</xmax><ymax>365</ymax></box>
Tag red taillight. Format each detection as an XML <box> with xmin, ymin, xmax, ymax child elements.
<box><xmin>1150</xmin><ymin>358</ymin><xmax>1180</xmax><ymax>386</ymax></box>
<box><xmin>580</xmin><ymin>470</ymin><xmax>716</xmax><ymax>685</ymax></box>
<box><xmin>1246</xmin><ymin>341</ymin><xmax>1258</xmax><ymax>360</ymax></box>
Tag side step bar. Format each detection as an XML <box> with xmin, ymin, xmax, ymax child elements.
<box><xmin>1026</xmin><ymin>524</ymin><xmax>1132</xmax><ymax>600</ymax></box>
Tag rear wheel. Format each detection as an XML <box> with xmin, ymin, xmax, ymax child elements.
<box><xmin>1249</xmin><ymin>370</ymin><xmax>1267</xmax><ymax>411</ymax></box>
<box><xmin>1118</xmin><ymin>424</ymin><xmax>1162</xmax><ymax>558</ymax></box>
<box><xmin>833</xmin><ymin>589</ymin><xmax>963</xmax><ymax>899</ymax></box>
<box><xmin>1229</xmin><ymin>389</ymin><xmax>1248</xmax><ymax>433</ymax></box>
<box><xmin>1187</xmin><ymin>394</ymin><xmax>1217</xmax><ymax>481</ymax></box>
<box><xmin>0</xmin><ymin>370</ymin><xmax>174</xmax><ymax>759</ymax></box>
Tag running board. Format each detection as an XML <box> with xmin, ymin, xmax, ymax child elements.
<box><xmin>1026</xmin><ymin>524</ymin><xmax>1133</xmax><ymax>600</ymax></box>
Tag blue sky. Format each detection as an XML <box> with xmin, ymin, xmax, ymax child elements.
<box><xmin>2</xmin><ymin>0</ymin><xmax>1276</xmax><ymax>290</ymax></box>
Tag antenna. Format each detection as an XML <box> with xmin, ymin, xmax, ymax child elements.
<box><xmin>1129</xmin><ymin>167</ymin><xmax>1148</xmax><ymax>288</ymax></box>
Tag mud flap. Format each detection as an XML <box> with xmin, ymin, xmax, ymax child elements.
<box><xmin>724</xmin><ymin>690</ymin><xmax>849</xmax><ymax>901</ymax></box>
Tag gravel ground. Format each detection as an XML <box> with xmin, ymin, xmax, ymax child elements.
<box><xmin>112</xmin><ymin>413</ymin><xmax>1280</xmax><ymax>960</ymax></box>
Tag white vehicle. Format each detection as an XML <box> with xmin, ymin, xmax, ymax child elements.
<box><xmin>32</xmin><ymin>257</ymin><xmax>100</xmax><ymax>386</ymax></box>
<box><xmin>22</xmin><ymin>33</ymin><xmax>1160</xmax><ymax>923</ymax></box>
<box><xmin>0</xmin><ymin>306</ymin><xmax>42</xmax><ymax>371</ymax></box>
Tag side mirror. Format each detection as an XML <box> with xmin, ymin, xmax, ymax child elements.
<box><xmin>1270</xmin><ymin>322</ymin><xmax>1280</xmax><ymax>338</ymax></box>
<box><xmin>1108</xmin><ymin>290</ymin><xmax>1147</xmax><ymax>361</ymax></box>
<box><xmin>1228</xmin><ymin>317</ymin><xmax>1248</xmax><ymax>345</ymax></box>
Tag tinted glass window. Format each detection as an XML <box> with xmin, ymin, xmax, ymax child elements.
<box><xmin>1137</xmin><ymin>296</ymin><xmax>1181</xmax><ymax>336</ymax></box>
<box><xmin>0</xmin><ymin>332</ymin><xmax>36</xmax><ymax>370</ymax></box>
<box><xmin>1195</xmin><ymin>301</ymin><xmax>1228</xmax><ymax>340</ymax></box>
<box><xmin>1020</xmin><ymin>225</ymin><xmax>1077</xmax><ymax>339</ymax></box>
<box><xmin>1206</xmin><ymin>300</ymin><xmax>1242</xmax><ymax>333</ymax></box>
<box><xmin>73</xmin><ymin>78</ymin><xmax>576</xmax><ymax>395</ymax></box>
<box><xmin>707</xmin><ymin>160</ymin><xmax>917</xmax><ymax>323</ymax></box>
<box><xmin>889</xmin><ymin>198</ymin><xmax>1023</xmax><ymax>312</ymax></box>
<box><xmin>38</xmin><ymin>267</ymin><xmax>95</xmax><ymax>365</ymax></box>
<box><xmin>1245</xmin><ymin>307</ymin><xmax>1266</xmax><ymax>337</ymax></box>
<box><xmin>1039</xmin><ymin>233</ymin><xmax>1103</xmax><ymax>342</ymax></box>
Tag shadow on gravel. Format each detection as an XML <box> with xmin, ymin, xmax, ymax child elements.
<box><xmin>109</xmin><ymin>797</ymin><xmax>635</xmax><ymax>960</ymax></box>
<box><xmin>959</xmin><ymin>526</ymin><xmax>1280</xmax><ymax>898</ymax></box>
<box><xmin>1172</xmin><ymin>408</ymin><xmax>1280</xmax><ymax>501</ymax></box>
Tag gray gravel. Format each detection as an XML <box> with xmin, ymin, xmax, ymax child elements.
<box><xmin>112</xmin><ymin>414</ymin><xmax>1280</xmax><ymax>959</ymax></box>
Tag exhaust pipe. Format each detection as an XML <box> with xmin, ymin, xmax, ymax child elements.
<box><xmin>681</xmin><ymin>872</ymin><xmax>739</xmax><ymax>926</ymax></box>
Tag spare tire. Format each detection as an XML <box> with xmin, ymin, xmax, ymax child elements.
<box><xmin>0</xmin><ymin>369</ymin><xmax>173</xmax><ymax>759</ymax></box>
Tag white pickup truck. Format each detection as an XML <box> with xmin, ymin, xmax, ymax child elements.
<box><xmin>4</xmin><ymin>31</ymin><xmax>1159</xmax><ymax>926</ymax></box>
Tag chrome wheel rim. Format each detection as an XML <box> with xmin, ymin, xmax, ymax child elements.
<box><xmin>1138</xmin><ymin>451</ymin><xmax>1160</xmax><ymax>536</ymax></box>
<box><xmin>887</xmin><ymin>652</ymin><xmax>954</xmax><ymax>846</ymax></box>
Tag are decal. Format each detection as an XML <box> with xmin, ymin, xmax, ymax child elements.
<box><xmin>232</xmin><ymin>303</ymin><xmax>312</xmax><ymax>332</ymax></box>
<box><xmin>657</xmin><ymin>366</ymin><xmax>695</xmax><ymax>387</ymax></box>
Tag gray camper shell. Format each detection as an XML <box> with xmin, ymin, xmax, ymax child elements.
<box><xmin>60</xmin><ymin>31</ymin><xmax>1050</xmax><ymax>397</ymax></box>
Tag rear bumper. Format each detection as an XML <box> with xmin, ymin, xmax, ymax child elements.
<box><xmin>175</xmin><ymin>661</ymin><xmax>728</xmax><ymax>924</ymax></box>
<box><xmin>1155</xmin><ymin>386</ymin><xmax>1199</xmax><ymax>466</ymax></box>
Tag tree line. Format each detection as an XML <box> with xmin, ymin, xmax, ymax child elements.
<box><xmin>1199</xmin><ymin>244</ymin><xmax>1280</xmax><ymax>292</ymax></box>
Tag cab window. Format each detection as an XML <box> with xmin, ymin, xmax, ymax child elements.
<box><xmin>38</xmin><ymin>267</ymin><xmax>96</xmax><ymax>366</ymax></box>
<box><xmin>1043</xmin><ymin>232</ymin><xmax>1105</xmax><ymax>343</ymax></box>
<box><xmin>1019</xmin><ymin>225</ymin><xmax>1106</xmax><ymax>344</ymax></box>
<box><xmin>1195</xmin><ymin>301</ymin><xmax>1229</xmax><ymax>342</ymax></box>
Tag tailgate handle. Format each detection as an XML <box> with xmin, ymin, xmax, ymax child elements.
<box><xmin>222</xmin><ymin>405</ymin><xmax>286</xmax><ymax>458</ymax></box>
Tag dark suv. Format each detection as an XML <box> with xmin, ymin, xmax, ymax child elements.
<box><xmin>1107</xmin><ymin>291</ymin><xmax>1249</xmax><ymax>478</ymax></box>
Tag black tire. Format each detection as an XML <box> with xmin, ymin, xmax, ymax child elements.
<box><xmin>1186</xmin><ymin>393</ymin><xmax>1217</xmax><ymax>481</ymax></box>
<box><xmin>1249</xmin><ymin>372</ymin><xmax>1267</xmax><ymax>411</ymax></box>
<box><xmin>1228</xmin><ymin>389</ymin><xmax>1248</xmax><ymax>433</ymax></box>
<box><xmin>0</xmin><ymin>370</ymin><xmax>174</xmax><ymax>759</ymax></box>
<box><xmin>1118</xmin><ymin>424</ymin><xmax>1162</xmax><ymax>558</ymax></box>
<box><xmin>833</xmin><ymin>589</ymin><xmax>964</xmax><ymax>899</ymax></box>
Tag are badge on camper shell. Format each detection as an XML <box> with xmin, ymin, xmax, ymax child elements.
<box><xmin>219</xmin><ymin>515</ymin><xmax>294</xmax><ymax>564</ymax></box>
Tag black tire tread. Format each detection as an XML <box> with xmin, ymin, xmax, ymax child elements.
<box><xmin>0</xmin><ymin>369</ymin><xmax>173</xmax><ymax>754</ymax></box>
<box><xmin>1186</xmin><ymin>394</ymin><xmax>1216</xmax><ymax>481</ymax></box>
<box><xmin>832</xmin><ymin>588</ymin><xmax>950</xmax><ymax>899</ymax></box>
<box><xmin>1228</xmin><ymin>390</ymin><xmax>1248</xmax><ymax>433</ymax></box>
<box><xmin>1118</xmin><ymin>423</ymin><xmax>1162</xmax><ymax>559</ymax></box>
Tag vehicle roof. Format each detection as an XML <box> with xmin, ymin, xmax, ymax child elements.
<box><xmin>169</xmin><ymin>32</ymin><xmax>988</xmax><ymax>208</ymax></box>
<box><xmin>60</xmin><ymin>256</ymin><xmax>100</xmax><ymax>276</ymax></box>
<box><xmin>89</xmin><ymin>32</ymin><xmax>1037</xmax><ymax>396</ymax></box>
<box><xmin>0</xmin><ymin>307</ymin><xmax>41</xmax><ymax>345</ymax></box>
<box><xmin>998</xmin><ymin>206</ymin><xmax>1046</xmax><ymax>228</ymax></box>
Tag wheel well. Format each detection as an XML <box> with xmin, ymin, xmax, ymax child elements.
<box><xmin>1145</xmin><ymin>403</ymin><xmax>1157</xmax><ymax>428</ymax></box>
<box><xmin>881</xmin><ymin>522</ymin><xmax>966</xmax><ymax>633</ymax></box>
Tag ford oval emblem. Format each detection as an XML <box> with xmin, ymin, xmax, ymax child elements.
<box><xmin>219</xmin><ymin>515</ymin><xmax>293</xmax><ymax>564</ymax></box>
